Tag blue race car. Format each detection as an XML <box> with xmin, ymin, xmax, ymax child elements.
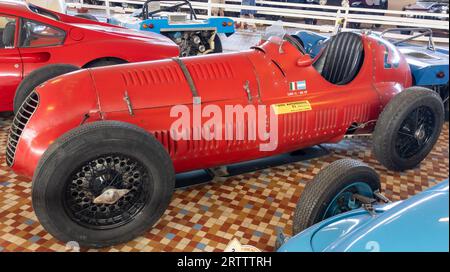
<box><xmin>108</xmin><ymin>0</ymin><xmax>235</xmax><ymax>57</ymax></box>
<box><xmin>277</xmin><ymin>159</ymin><xmax>449</xmax><ymax>252</ymax></box>
<box><xmin>292</xmin><ymin>28</ymin><xmax>449</xmax><ymax>119</ymax></box>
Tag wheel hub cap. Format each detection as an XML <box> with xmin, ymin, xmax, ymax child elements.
<box><xmin>414</xmin><ymin>126</ymin><xmax>426</xmax><ymax>141</ymax></box>
<box><xmin>93</xmin><ymin>188</ymin><xmax>130</xmax><ymax>205</ymax></box>
<box><xmin>395</xmin><ymin>106</ymin><xmax>436</xmax><ymax>159</ymax></box>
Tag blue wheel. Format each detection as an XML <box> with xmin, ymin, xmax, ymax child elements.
<box><xmin>292</xmin><ymin>159</ymin><xmax>381</xmax><ymax>235</ymax></box>
<box><xmin>322</xmin><ymin>181</ymin><xmax>374</xmax><ymax>219</ymax></box>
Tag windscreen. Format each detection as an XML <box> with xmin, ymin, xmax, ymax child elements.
<box><xmin>261</xmin><ymin>21</ymin><xmax>286</xmax><ymax>45</ymax></box>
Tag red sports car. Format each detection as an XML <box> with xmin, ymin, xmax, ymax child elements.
<box><xmin>7</xmin><ymin>31</ymin><xmax>445</xmax><ymax>247</ymax></box>
<box><xmin>0</xmin><ymin>0</ymin><xmax>179</xmax><ymax>112</ymax></box>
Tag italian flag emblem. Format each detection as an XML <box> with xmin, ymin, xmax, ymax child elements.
<box><xmin>290</xmin><ymin>80</ymin><xmax>307</xmax><ymax>91</ymax></box>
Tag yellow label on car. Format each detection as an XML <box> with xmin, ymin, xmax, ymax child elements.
<box><xmin>271</xmin><ymin>101</ymin><xmax>312</xmax><ymax>115</ymax></box>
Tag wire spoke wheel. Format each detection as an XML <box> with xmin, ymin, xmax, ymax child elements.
<box><xmin>373</xmin><ymin>87</ymin><xmax>444</xmax><ymax>171</ymax></box>
<box><xmin>63</xmin><ymin>154</ymin><xmax>151</xmax><ymax>230</ymax></box>
<box><xmin>32</xmin><ymin>121</ymin><xmax>175</xmax><ymax>247</ymax></box>
<box><xmin>395</xmin><ymin>106</ymin><xmax>436</xmax><ymax>159</ymax></box>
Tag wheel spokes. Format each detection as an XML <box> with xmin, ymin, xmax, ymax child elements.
<box><xmin>395</xmin><ymin>106</ymin><xmax>436</xmax><ymax>159</ymax></box>
<box><xmin>64</xmin><ymin>154</ymin><xmax>150</xmax><ymax>230</ymax></box>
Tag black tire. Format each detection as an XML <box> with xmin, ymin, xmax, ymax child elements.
<box><xmin>32</xmin><ymin>121</ymin><xmax>175</xmax><ymax>248</ymax></box>
<box><xmin>445</xmin><ymin>99</ymin><xmax>449</xmax><ymax>122</ymax></box>
<box><xmin>292</xmin><ymin>159</ymin><xmax>380</xmax><ymax>235</ymax></box>
<box><xmin>373</xmin><ymin>87</ymin><xmax>444</xmax><ymax>171</ymax></box>
<box><xmin>74</xmin><ymin>13</ymin><xmax>99</xmax><ymax>21</ymax></box>
<box><xmin>212</xmin><ymin>34</ymin><xmax>223</xmax><ymax>54</ymax></box>
<box><xmin>13</xmin><ymin>64</ymin><xmax>79</xmax><ymax>114</ymax></box>
<box><xmin>442</xmin><ymin>84</ymin><xmax>449</xmax><ymax>121</ymax></box>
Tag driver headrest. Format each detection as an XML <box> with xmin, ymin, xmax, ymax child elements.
<box><xmin>2</xmin><ymin>22</ymin><xmax>16</xmax><ymax>47</ymax></box>
<box><xmin>313</xmin><ymin>32</ymin><xmax>364</xmax><ymax>85</ymax></box>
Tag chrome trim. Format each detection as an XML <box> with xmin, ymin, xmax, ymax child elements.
<box><xmin>6</xmin><ymin>91</ymin><xmax>39</xmax><ymax>167</ymax></box>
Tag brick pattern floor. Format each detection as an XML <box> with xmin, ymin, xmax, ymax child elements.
<box><xmin>0</xmin><ymin>116</ymin><xmax>448</xmax><ymax>252</ymax></box>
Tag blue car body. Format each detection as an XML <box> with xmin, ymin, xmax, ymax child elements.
<box><xmin>278</xmin><ymin>180</ymin><xmax>449</xmax><ymax>252</ymax></box>
<box><xmin>108</xmin><ymin>16</ymin><xmax>235</xmax><ymax>36</ymax></box>
<box><xmin>292</xmin><ymin>30</ymin><xmax>449</xmax><ymax>87</ymax></box>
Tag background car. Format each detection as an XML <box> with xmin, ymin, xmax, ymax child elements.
<box><xmin>403</xmin><ymin>0</ymin><xmax>449</xmax><ymax>20</ymax></box>
<box><xmin>277</xmin><ymin>159</ymin><xmax>449</xmax><ymax>252</ymax></box>
<box><xmin>0</xmin><ymin>0</ymin><xmax>179</xmax><ymax>113</ymax></box>
<box><xmin>402</xmin><ymin>1</ymin><xmax>449</xmax><ymax>35</ymax></box>
<box><xmin>108</xmin><ymin>0</ymin><xmax>235</xmax><ymax>57</ymax></box>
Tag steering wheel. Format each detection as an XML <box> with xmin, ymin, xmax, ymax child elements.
<box><xmin>283</xmin><ymin>34</ymin><xmax>306</xmax><ymax>55</ymax></box>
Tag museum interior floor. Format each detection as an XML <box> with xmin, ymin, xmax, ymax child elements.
<box><xmin>0</xmin><ymin>116</ymin><xmax>448</xmax><ymax>252</ymax></box>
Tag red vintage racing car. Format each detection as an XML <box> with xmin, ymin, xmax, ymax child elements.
<box><xmin>7</xmin><ymin>30</ymin><xmax>445</xmax><ymax>247</ymax></box>
<box><xmin>0</xmin><ymin>0</ymin><xmax>179</xmax><ymax>113</ymax></box>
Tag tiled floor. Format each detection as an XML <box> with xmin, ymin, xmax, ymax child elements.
<box><xmin>0</xmin><ymin>116</ymin><xmax>448</xmax><ymax>252</ymax></box>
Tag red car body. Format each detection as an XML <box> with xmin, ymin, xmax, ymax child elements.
<box><xmin>0</xmin><ymin>1</ymin><xmax>179</xmax><ymax>111</ymax></box>
<box><xmin>8</xmin><ymin>33</ymin><xmax>412</xmax><ymax>178</ymax></box>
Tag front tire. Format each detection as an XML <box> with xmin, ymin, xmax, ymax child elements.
<box><xmin>292</xmin><ymin>159</ymin><xmax>380</xmax><ymax>235</ymax></box>
<box><xmin>32</xmin><ymin>121</ymin><xmax>175</xmax><ymax>248</ymax></box>
<box><xmin>373</xmin><ymin>87</ymin><xmax>444</xmax><ymax>171</ymax></box>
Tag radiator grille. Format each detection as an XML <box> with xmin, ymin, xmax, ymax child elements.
<box><xmin>6</xmin><ymin>92</ymin><xmax>39</xmax><ymax>166</ymax></box>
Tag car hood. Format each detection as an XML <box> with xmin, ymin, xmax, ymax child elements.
<box><xmin>278</xmin><ymin>180</ymin><xmax>449</xmax><ymax>252</ymax></box>
<box><xmin>70</xmin><ymin>23</ymin><xmax>176</xmax><ymax>45</ymax></box>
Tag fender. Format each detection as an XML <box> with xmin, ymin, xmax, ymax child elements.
<box><xmin>11</xmin><ymin>70</ymin><xmax>102</xmax><ymax>177</ymax></box>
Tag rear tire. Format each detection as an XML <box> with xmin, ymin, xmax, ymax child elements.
<box><xmin>373</xmin><ymin>87</ymin><xmax>444</xmax><ymax>171</ymax></box>
<box><xmin>445</xmin><ymin>99</ymin><xmax>449</xmax><ymax>122</ymax></box>
<box><xmin>442</xmin><ymin>84</ymin><xmax>449</xmax><ymax>121</ymax></box>
<box><xmin>13</xmin><ymin>64</ymin><xmax>79</xmax><ymax>114</ymax></box>
<box><xmin>292</xmin><ymin>159</ymin><xmax>380</xmax><ymax>235</ymax></box>
<box><xmin>32</xmin><ymin>121</ymin><xmax>175</xmax><ymax>248</ymax></box>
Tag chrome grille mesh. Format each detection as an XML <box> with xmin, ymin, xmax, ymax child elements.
<box><xmin>6</xmin><ymin>92</ymin><xmax>39</xmax><ymax>166</ymax></box>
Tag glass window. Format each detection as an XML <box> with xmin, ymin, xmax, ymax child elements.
<box><xmin>28</xmin><ymin>4</ymin><xmax>60</xmax><ymax>21</ymax></box>
<box><xmin>0</xmin><ymin>15</ymin><xmax>17</xmax><ymax>48</ymax></box>
<box><xmin>19</xmin><ymin>19</ymin><xmax>65</xmax><ymax>48</ymax></box>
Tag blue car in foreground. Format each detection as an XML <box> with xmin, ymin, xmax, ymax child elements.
<box><xmin>293</xmin><ymin>28</ymin><xmax>449</xmax><ymax>119</ymax></box>
<box><xmin>108</xmin><ymin>0</ymin><xmax>235</xmax><ymax>57</ymax></box>
<box><xmin>277</xmin><ymin>159</ymin><xmax>449</xmax><ymax>252</ymax></box>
